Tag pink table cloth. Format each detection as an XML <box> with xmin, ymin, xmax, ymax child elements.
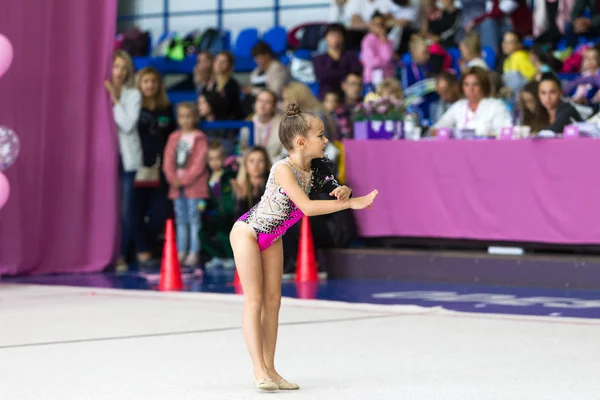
<box><xmin>344</xmin><ymin>139</ymin><xmax>600</xmax><ymax>244</ymax></box>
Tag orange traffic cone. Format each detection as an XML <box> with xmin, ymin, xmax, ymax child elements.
<box><xmin>159</xmin><ymin>219</ymin><xmax>183</xmax><ymax>291</ymax></box>
<box><xmin>296</xmin><ymin>215</ymin><xmax>319</xmax><ymax>283</ymax></box>
<box><xmin>233</xmin><ymin>269</ymin><xmax>243</xmax><ymax>294</ymax></box>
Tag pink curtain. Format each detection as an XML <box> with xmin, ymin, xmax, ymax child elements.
<box><xmin>0</xmin><ymin>0</ymin><xmax>119</xmax><ymax>275</ymax></box>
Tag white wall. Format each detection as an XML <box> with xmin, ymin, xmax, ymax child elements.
<box><xmin>118</xmin><ymin>0</ymin><xmax>329</xmax><ymax>43</ymax></box>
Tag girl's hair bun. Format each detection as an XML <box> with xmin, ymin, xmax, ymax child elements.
<box><xmin>284</xmin><ymin>103</ymin><xmax>302</xmax><ymax>117</ymax></box>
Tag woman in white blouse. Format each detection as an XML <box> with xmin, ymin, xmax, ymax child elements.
<box><xmin>433</xmin><ymin>66</ymin><xmax>512</xmax><ymax>137</ymax></box>
<box><xmin>105</xmin><ymin>50</ymin><xmax>142</xmax><ymax>269</ymax></box>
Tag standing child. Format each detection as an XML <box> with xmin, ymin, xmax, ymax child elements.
<box><xmin>323</xmin><ymin>91</ymin><xmax>352</xmax><ymax>140</ymax></box>
<box><xmin>202</xmin><ymin>141</ymin><xmax>238</xmax><ymax>269</ymax></box>
<box><xmin>162</xmin><ymin>103</ymin><xmax>209</xmax><ymax>266</ymax></box>
<box><xmin>229</xmin><ymin>103</ymin><xmax>379</xmax><ymax>391</ymax></box>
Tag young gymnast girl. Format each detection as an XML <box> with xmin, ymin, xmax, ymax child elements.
<box><xmin>229</xmin><ymin>103</ymin><xmax>379</xmax><ymax>391</ymax></box>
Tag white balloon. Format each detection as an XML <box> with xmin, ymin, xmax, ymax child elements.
<box><xmin>0</xmin><ymin>126</ymin><xmax>19</xmax><ymax>171</ymax></box>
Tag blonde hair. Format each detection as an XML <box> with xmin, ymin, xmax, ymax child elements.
<box><xmin>282</xmin><ymin>82</ymin><xmax>335</xmax><ymax>137</ymax></box>
<box><xmin>176</xmin><ymin>102</ymin><xmax>199</xmax><ymax>123</ymax></box>
<box><xmin>409</xmin><ymin>34</ymin><xmax>428</xmax><ymax>52</ymax></box>
<box><xmin>461</xmin><ymin>32</ymin><xmax>482</xmax><ymax>58</ymax></box>
<box><xmin>113</xmin><ymin>50</ymin><xmax>136</xmax><ymax>88</ymax></box>
<box><xmin>377</xmin><ymin>78</ymin><xmax>404</xmax><ymax>99</ymax></box>
<box><xmin>136</xmin><ymin>67</ymin><xmax>171</xmax><ymax>110</ymax></box>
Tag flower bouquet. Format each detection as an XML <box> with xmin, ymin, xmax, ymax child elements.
<box><xmin>353</xmin><ymin>93</ymin><xmax>405</xmax><ymax>140</ymax></box>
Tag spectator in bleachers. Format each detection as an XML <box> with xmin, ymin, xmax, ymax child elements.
<box><xmin>501</xmin><ymin>31</ymin><xmax>537</xmax><ymax>104</ymax></box>
<box><xmin>282</xmin><ymin>82</ymin><xmax>338</xmax><ymax>141</ymax></box>
<box><xmin>533</xmin><ymin>0</ymin><xmax>575</xmax><ymax>46</ymax></box>
<box><xmin>232</xmin><ymin>146</ymin><xmax>271</xmax><ymax>220</ymax></box>
<box><xmin>430</xmin><ymin>71</ymin><xmax>461</xmax><ymax>124</ymax></box>
<box><xmin>517</xmin><ymin>80</ymin><xmax>546</xmax><ymax>133</ymax></box>
<box><xmin>203</xmin><ymin>51</ymin><xmax>243</xmax><ymax>119</ymax></box>
<box><xmin>247</xmin><ymin>41</ymin><xmax>290</xmax><ymax>98</ymax></box>
<box><xmin>386</xmin><ymin>0</ymin><xmax>422</xmax><ymax>55</ymax></box>
<box><xmin>361</xmin><ymin>12</ymin><xmax>396</xmax><ymax>90</ymax></box>
<box><xmin>529</xmin><ymin>44</ymin><xmax>563</xmax><ymax>80</ymax></box>
<box><xmin>459</xmin><ymin>32</ymin><xmax>489</xmax><ymax>73</ymax></box>
<box><xmin>312</xmin><ymin>23</ymin><xmax>362</xmax><ymax>100</ymax></box>
<box><xmin>537</xmin><ymin>72</ymin><xmax>583</xmax><ymax>132</ymax></box>
<box><xmin>239</xmin><ymin>89</ymin><xmax>285</xmax><ymax>162</ymax></box>
<box><xmin>329</xmin><ymin>0</ymin><xmax>352</xmax><ymax>24</ymax></box>
<box><xmin>466</xmin><ymin>0</ymin><xmax>533</xmax><ymax>51</ymax></box>
<box><xmin>201</xmin><ymin>141</ymin><xmax>237</xmax><ymax>270</ymax></box>
<box><xmin>457</xmin><ymin>0</ymin><xmax>494</xmax><ymax>49</ymax></box>
<box><xmin>570</xmin><ymin>0</ymin><xmax>600</xmax><ymax>46</ymax></box>
<box><xmin>323</xmin><ymin>90</ymin><xmax>354</xmax><ymax>139</ymax></box>
<box><xmin>346</xmin><ymin>0</ymin><xmax>393</xmax><ymax>30</ymax></box>
<box><xmin>198</xmin><ymin>91</ymin><xmax>237</xmax><ymax>155</ymax></box>
<box><xmin>420</xmin><ymin>0</ymin><xmax>461</xmax><ymax>48</ymax></box>
<box><xmin>572</xmin><ymin>46</ymin><xmax>600</xmax><ymax>104</ymax></box>
<box><xmin>432</xmin><ymin>66</ymin><xmax>513</xmax><ymax>136</ymax></box>
<box><xmin>377</xmin><ymin>77</ymin><xmax>404</xmax><ymax>100</ymax></box>
<box><xmin>194</xmin><ymin>51</ymin><xmax>214</xmax><ymax>94</ymax></box>
<box><xmin>342</xmin><ymin>72</ymin><xmax>364</xmax><ymax>107</ymax></box>
<box><xmin>134</xmin><ymin>67</ymin><xmax>176</xmax><ymax>264</ymax></box>
<box><xmin>403</xmin><ymin>34</ymin><xmax>449</xmax><ymax>87</ymax></box>
<box><xmin>162</xmin><ymin>103</ymin><xmax>209</xmax><ymax>266</ymax></box>
<box><xmin>106</xmin><ymin>50</ymin><xmax>142</xmax><ymax>269</ymax></box>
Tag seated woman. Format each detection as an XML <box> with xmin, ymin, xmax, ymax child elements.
<box><xmin>202</xmin><ymin>51</ymin><xmax>243</xmax><ymax>119</ymax></box>
<box><xmin>517</xmin><ymin>80</ymin><xmax>546</xmax><ymax>134</ymax></box>
<box><xmin>537</xmin><ymin>72</ymin><xmax>582</xmax><ymax>133</ymax></box>
<box><xmin>432</xmin><ymin>66</ymin><xmax>513</xmax><ymax>137</ymax></box>
<box><xmin>198</xmin><ymin>91</ymin><xmax>237</xmax><ymax>155</ymax></box>
<box><xmin>239</xmin><ymin>89</ymin><xmax>285</xmax><ymax>162</ymax></box>
<box><xmin>194</xmin><ymin>51</ymin><xmax>214</xmax><ymax>94</ymax></box>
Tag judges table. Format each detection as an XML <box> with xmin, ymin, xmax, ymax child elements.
<box><xmin>343</xmin><ymin>139</ymin><xmax>600</xmax><ymax>244</ymax></box>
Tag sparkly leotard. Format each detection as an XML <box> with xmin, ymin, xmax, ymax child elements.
<box><xmin>233</xmin><ymin>158</ymin><xmax>313</xmax><ymax>251</ymax></box>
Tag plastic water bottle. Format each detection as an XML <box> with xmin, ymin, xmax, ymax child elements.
<box><xmin>404</xmin><ymin>113</ymin><xmax>416</xmax><ymax>140</ymax></box>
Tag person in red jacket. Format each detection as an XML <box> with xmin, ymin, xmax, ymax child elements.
<box><xmin>162</xmin><ymin>102</ymin><xmax>209</xmax><ymax>266</ymax></box>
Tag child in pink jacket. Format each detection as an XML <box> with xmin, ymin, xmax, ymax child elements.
<box><xmin>163</xmin><ymin>102</ymin><xmax>209</xmax><ymax>266</ymax></box>
<box><xmin>360</xmin><ymin>12</ymin><xmax>396</xmax><ymax>88</ymax></box>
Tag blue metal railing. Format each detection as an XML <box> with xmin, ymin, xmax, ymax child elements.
<box><xmin>200</xmin><ymin>120</ymin><xmax>255</xmax><ymax>148</ymax></box>
<box><xmin>117</xmin><ymin>1</ymin><xmax>329</xmax><ymax>34</ymax></box>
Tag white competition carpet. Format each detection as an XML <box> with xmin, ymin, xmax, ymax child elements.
<box><xmin>1</xmin><ymin>284</ymin><xmax>599</xmax><ymax>400</ymax></box>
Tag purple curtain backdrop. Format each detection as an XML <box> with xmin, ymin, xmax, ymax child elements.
<box><xmin>0</xmin><ymin>0</ymin><xmax>119</xmax><ymax>276</ymax></box>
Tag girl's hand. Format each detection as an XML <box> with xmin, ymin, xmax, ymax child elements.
<box><xmin>349</xmin><ymin>190</ymin><xmax>379</xmax><ymax>210</ymax></box>
<box><xmin>330</xmin><ymin>186</ymin><xmax>352</xmax><ymax>202</ymax></box>
<box><xmin>171</xmin><ymin>180</ymin><xmax>180</xmax><ymax>190</ymax></box>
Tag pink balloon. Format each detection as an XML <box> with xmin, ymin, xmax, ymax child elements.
<box><xmin>0</xmin><ymin>34</ymin><xmax>14</xmax><ymax>79</ymax></box>
<box><xmin>0</xmin><ymin>171</ymin><xmax>9</xmax><ymax>210</ymax></box>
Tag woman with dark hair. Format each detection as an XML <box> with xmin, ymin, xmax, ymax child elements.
<box><xmin>134</xmin><ymin>67</ymin><xmax>177</xmax><ymax>263</ymax></box>
<box><xmin>198</xmin><ymin>91</ymin><xmax>237</xmax><ymax>155</ymax></box>
<box><xmin>194</xmin><ymin>51</ymin><xmax>214</xmax><ymax>94</ymax></box>
<box><xmin>517</xmin><ymin>81</ymin><xmax>547</xmax><ymax>133</ymax></box>
<box><xmin>432</xmin><ymin>66</ymin><xmax>512</xmax><ymax>136</ymax></box>
<box><xmin>537</xmin><ymin>72</ymin><xmax>582</xmax><ymax>133</ymax></box>
<box><xmin>202</xmin><ymin>51</ymin><xmax>243</xmax><ymax>118</ymax></box>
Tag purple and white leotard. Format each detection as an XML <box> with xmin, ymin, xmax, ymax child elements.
<box><xmin>233</xmin><ymin>158</ymin><xmax>313</xmax><ymax>251</ymax></box>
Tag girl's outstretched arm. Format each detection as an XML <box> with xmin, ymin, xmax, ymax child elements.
<box><xmin>275</xmin><ymin>164</ymin><xmax>378</xmax><ymax>217</ymax></box>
